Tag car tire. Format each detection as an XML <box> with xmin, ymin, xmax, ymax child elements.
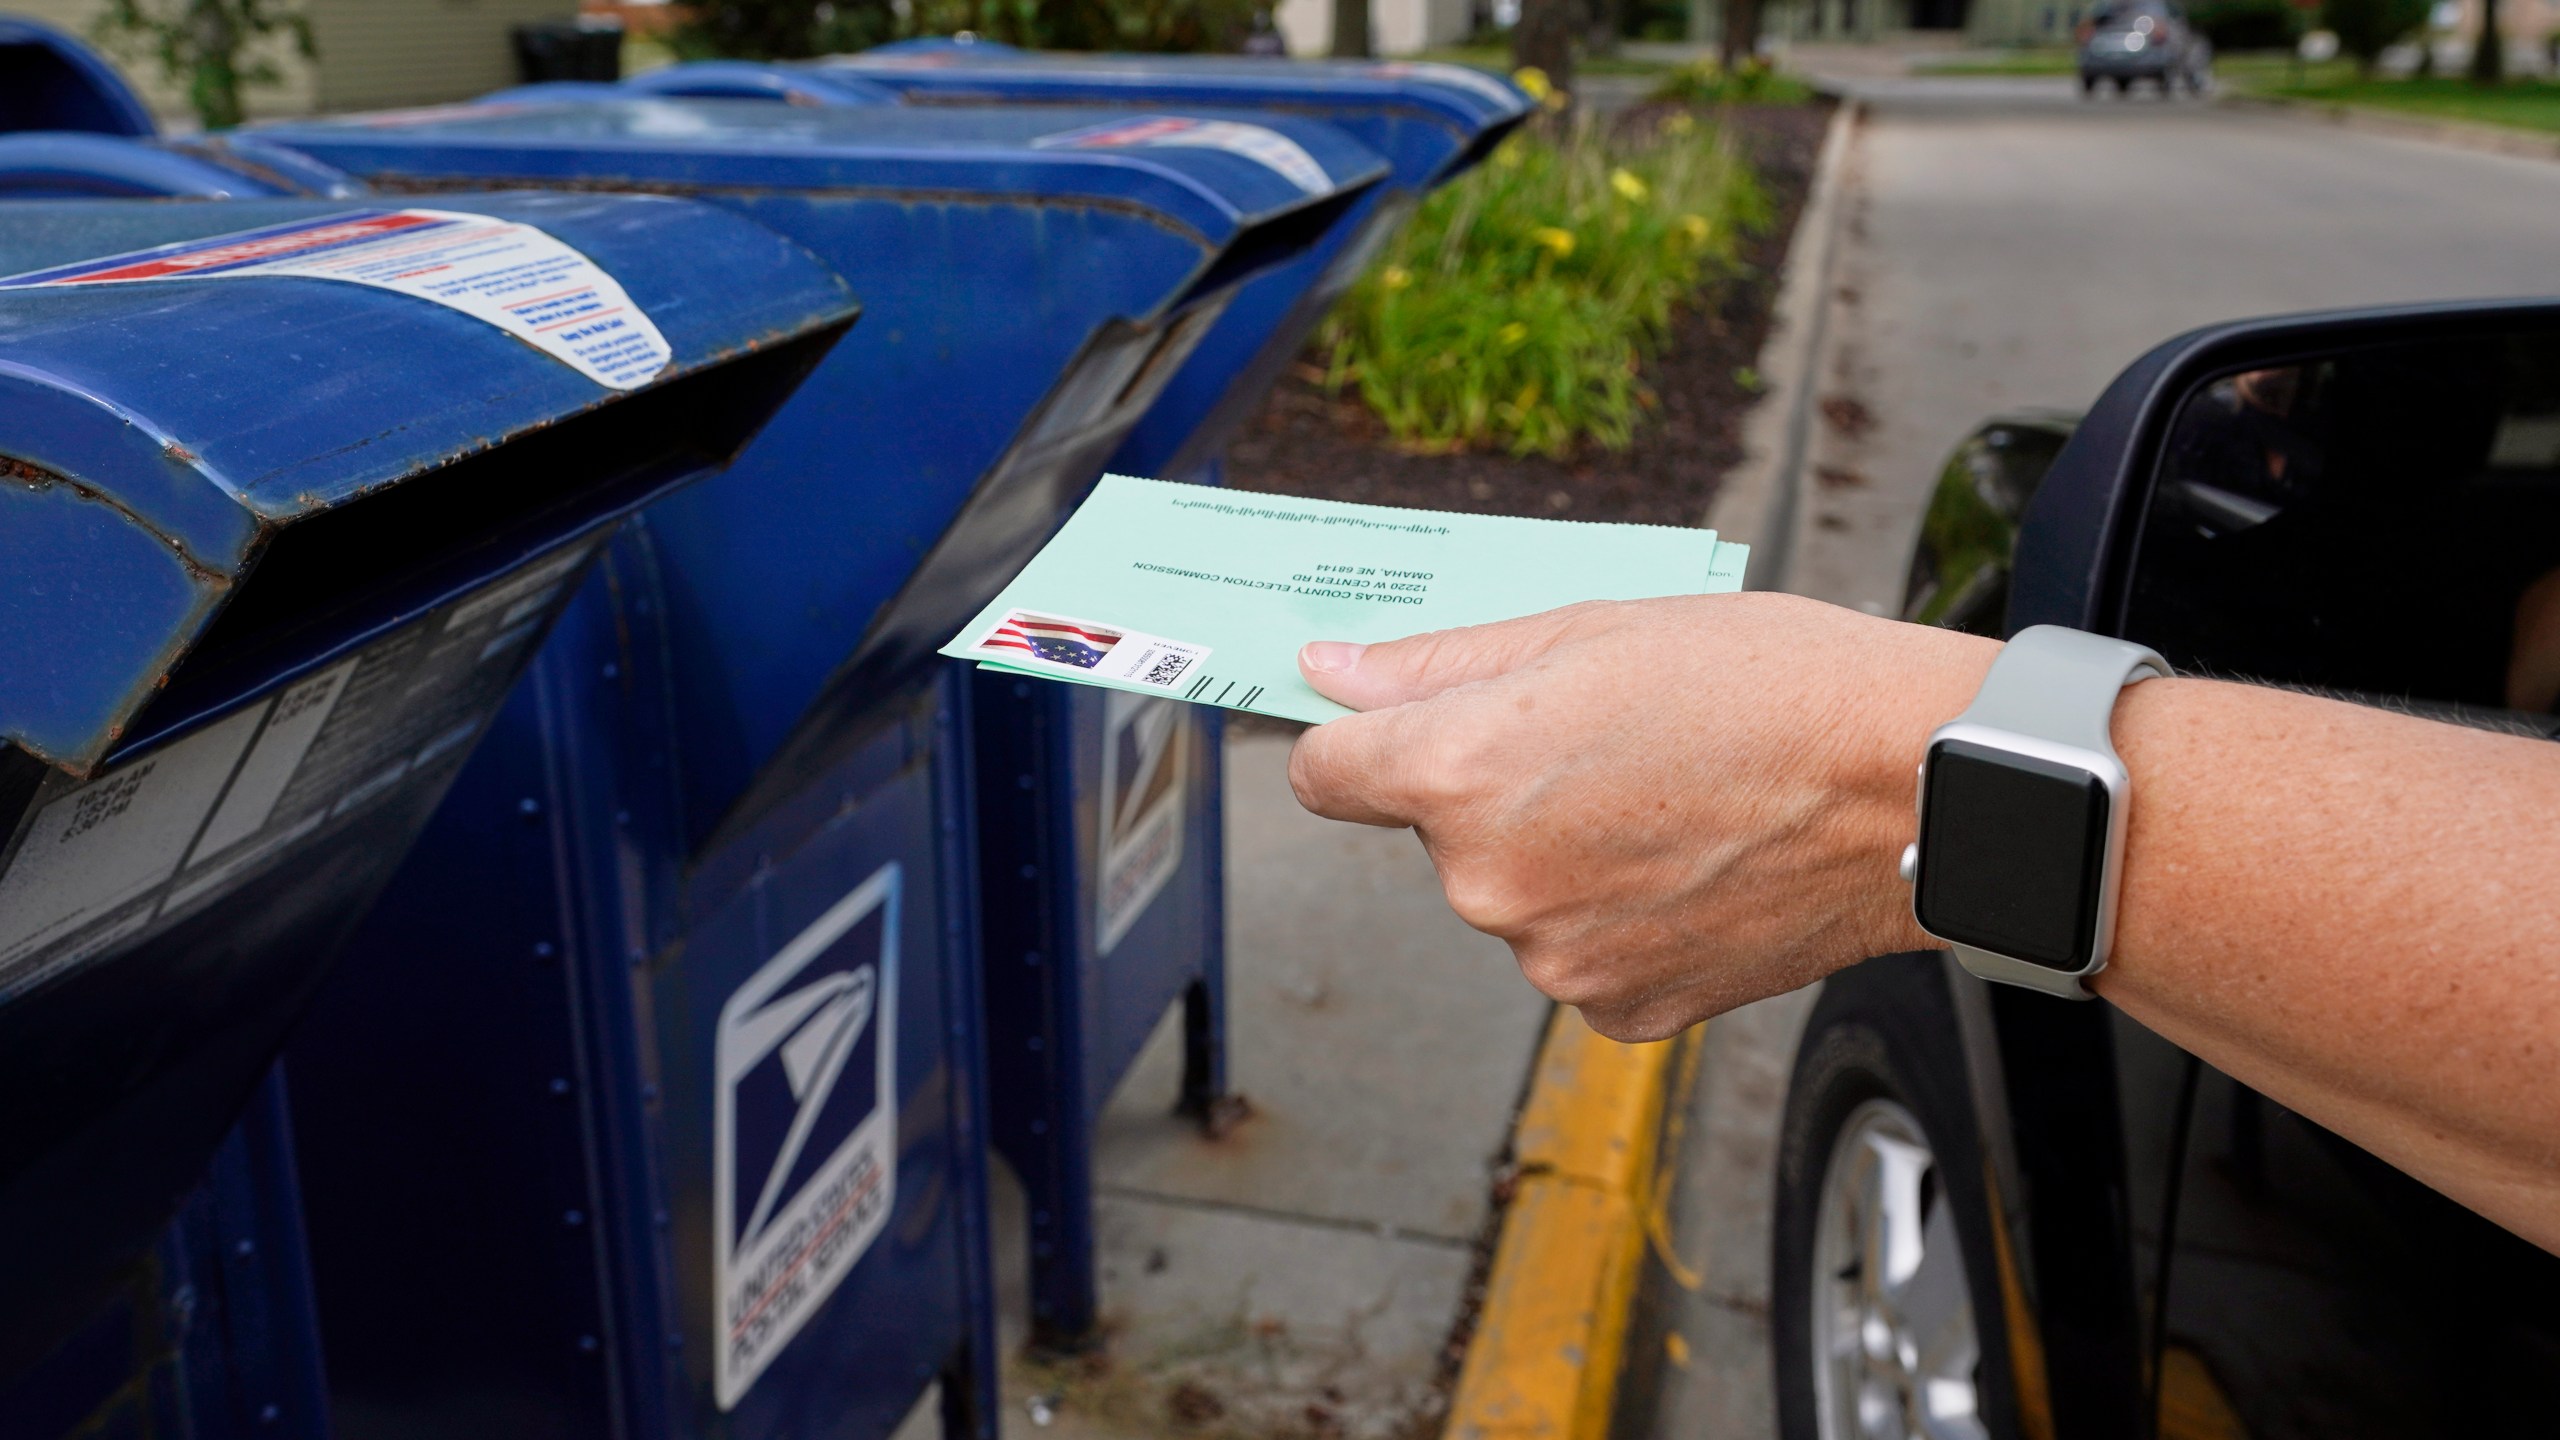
<box><xmin>1772</xmin><ymin>953</ymin><xmax>2023</xmax><ymax>1440</ymax></box>
<box><xmin>2113</xmin><ymin>74</ymin><xmax>2132</xmax><ymax>93</ymax></box>
<box><xmin>2079</xmin><ymin>72</ymin><xmax>2098</xmax><ymax>96</ymax></box>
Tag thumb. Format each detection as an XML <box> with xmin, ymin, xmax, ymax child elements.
<box><xmin>1297</xmin><ymin>601</ymin><xmax>1622</xmax><ymax>712</ymax></box>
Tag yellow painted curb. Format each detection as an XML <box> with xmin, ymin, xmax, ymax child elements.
<box><xmin>1444</xmin><ymin>1009</ymin><xmax>1694</xmax><ymax>1440</ymax></box>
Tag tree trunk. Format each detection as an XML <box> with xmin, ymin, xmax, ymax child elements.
<box><xmin>1720</xmin><ymin>0</ymin><xmax>1759</xmax><ymax>68</ymax></box>
<box><xmin>1513</xmin><ymin>0</ymin><xmax>1575</xmax><ymax>95</ymax></box>
<box><xmin>1329</xmin><ymin>0</ymin><xmax>1371</xmax><ymax>57</ymax></box>
<box><xmin>2471</xmin><ymin>0</ymin><xmax>2505</xmax><ymax>81</ymax></box>
<box><xmin>187</xmin><ymin>0</ymin><xmax>243</xmax><ymax>129</ymax></box>
<box><xmin>1585</xmin><ymin>0</ymin><xmax>1622</xmax><ymax>59</ymax></box>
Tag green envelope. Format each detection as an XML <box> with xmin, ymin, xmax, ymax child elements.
<box><xmin>941</xmin><ymin>475</ymin><xmax>1750</xmax><ymax>724</ymax></box>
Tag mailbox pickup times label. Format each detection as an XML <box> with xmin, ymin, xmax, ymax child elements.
<box><xmin>1098</xmin><ymin>692</ymin><xmax>1188</xmax><ymax>957</ymax></box>
<box><xmin>0</xmin><ymin>543</ymin><xmax>596</xmax><ymax>1001</ymax></box>
<box><xmin>1034</xmin><ymin>115</ymin><xmax>1331</xmax><ymax>196</ymax></box>
<box><xmin>0</xmin><ymin>209</ymin><xmax>671</xmax><ymax>390</ymax></box>
<box><xmin>714</xmin><ymin>864</ymin><xmax>901</xmax><ymax>1409</ymax></box>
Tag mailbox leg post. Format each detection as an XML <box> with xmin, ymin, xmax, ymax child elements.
<box><xmin>936</xmin><ymin>667</ymin><xmax>1006</xmax><ymax>1439</ymax></box>
<box><xmin>1177</xmin><ymin>710</ymin><xmax>1240</xmax><ymax>1136</ymax></box>
<box><xmin>973</xmin><ymin>673</ymin><xmax>1110</xmax><ymax>1354</ymax></box>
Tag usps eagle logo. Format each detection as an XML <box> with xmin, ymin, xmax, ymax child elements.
<box><xmin>713</xmin><ymin>864</ymin><xmax>900</xmax><ymax>1409</ymax></box>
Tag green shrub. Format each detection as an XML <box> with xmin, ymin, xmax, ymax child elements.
<box><xmin>1647</xmin><ymin>56</ymin><xmax>1814</xmax><ymax>105</ymax></box>
<box><xmin>1319</xmin><ymin>110</ymin><xmax>1770</xmax><ymax>458</ymax></box>
<box><xmin>2189</xmin><ymin>0</ymin><xmax>2308</xmax><ymax>49</ymax></box>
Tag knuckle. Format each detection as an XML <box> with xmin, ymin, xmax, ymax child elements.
<box><xmin>1407</xmin><ymin>728</ymin><xmax>1497</xmax><ymax>809</ymax></box>
<box><xmin>1285</xmin><ymin>734</ymin><xmax>1334</xmax><ymax>811</ymax></box>
<box><xmin>1441</xmin><ymin>869</ymin><xmax>1523</xmax><ymax>934</ymax></box>
<box><xmin>1581</xmin><ymin>1004</ymin><xmax>1686</xmax><ymax>1045</ymax></box>
<box><xmin>1512</xmin><ymin>943</ymin><xmax>1602</xmax><ymax>1005</ymax></box>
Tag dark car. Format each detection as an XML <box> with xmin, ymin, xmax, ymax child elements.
<box><xmin>1770</xmin><ymin>304</ymin><xmax>2560</xmax><ymax>1440</ymax></box>
<box><xmin>2080</xmin><ymin>0</ymin><xmax>2213</xmax><ymax>96</ymax></box>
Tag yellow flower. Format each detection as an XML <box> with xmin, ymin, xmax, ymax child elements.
<box><xmin>1496</xmin><ymin>321</ymin><xmax>1529</xmax><ymax>348</ymax></box>
<box><xmin>1493</xmin><ymin>136</ymin><xmax>1525</xmax><ymax>168</ymax></box>
<box><xmin>1530</xmin><ymin>226</ymin><xmax>1576</xmax><ymax>258</ymax></box>
<box><xmin>1610</xmin><ymin>167</ymin><xmax>1650</xmax><ymax>203</ymax></box>
<box><xmin>1381</xmin><ymin>265</ymin><xmax>1412</xmax><ymax>291</ymax></box>
<box><xmin>1679</xmin><ymin>214</ymin><xmax>1712</xmax><ymax>244</ymax></box>
<box><xmin>1663</xmin><ymin>111</ymin><xmax>1697</xmax><ymax>136</ymax></box>
<box><xmin>1512</xmin><ymin>66</ymin><xmax>1552</xmax><ymax>101</ymax></box>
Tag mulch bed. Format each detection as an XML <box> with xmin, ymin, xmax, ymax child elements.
<box><xmin>1222</xmin><ymin>98</ymin><xmax>1835</xmax><ymax>529</ymax></box>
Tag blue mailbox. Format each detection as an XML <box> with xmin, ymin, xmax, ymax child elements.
<box><xmin>799</xmin><ymin>46</ymin><xmax>1527</xmax><ymax>1346</ymax></box>
<box><xmin>817</xmin><ymin>41</ymin><xmax>1532</xmax><ymax>485</ymax></box>
<box><xmin>435</xmin><ymin>54</ymin><xmax>1500</xmax><ymax>1347</ymax></box>
<box><xmin>0</xmin><ymin>130</ymin><xmax>363</xmax><ymax>198</ymax></box>
<box><xmin>0</xmin><ymin>192</ymin><xmax>857</xmax><ymax>1422</ymax></box>
<box><xmin>0</xmin><ymin>15</ymin><xmax>153</xmax><ymax>136</ymax></box>
<box><xmin>237</xmin><ymin>93</ymin><xmax>1388</xmax><ymax>1421</ymax></box>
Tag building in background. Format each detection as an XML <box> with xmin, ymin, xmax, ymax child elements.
<box><xmin>11</xmin><ymin>0</ymin><xmax>578</xmax><ymax>123</ymax></box>
<box><xmin>1273</xmin><ymin>0</ymin><xmax>1475</xmax><ymax>55</ymax></box>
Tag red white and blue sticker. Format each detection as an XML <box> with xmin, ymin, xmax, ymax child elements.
<box><xmin>1367</xmin><ymin>60</ymin><xmax>1532</xmax><ymax>111</ymax></box>
<box><xmin>1034</xmin><ymin>115</ymin><xmax>1331</xmax><ymax>195</ymax></box>
<box><xmin>0</xmin><ymin>208</ymin><xmax>671</xmax><ymax>390</ymax></box>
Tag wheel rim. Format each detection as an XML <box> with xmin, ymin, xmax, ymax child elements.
<box><xmin>1808</xmin><ymin>1098</ymin><xmax>1989</xmax><ymax>1440</ymax></box>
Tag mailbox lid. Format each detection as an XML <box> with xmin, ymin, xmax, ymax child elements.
<box><xmin>248</xmin><ymin>98</ymin><xmax>1390</xmax><ymax>249</ymax></box>
<box><xmin>0</xmin><ymin>193</ymin><xmax>858</xmax><ymax>775</ymax></box>
<box><xmin>824</xmin><ymin>42</ymin><xmax>1530</xmax><ymax>187</ymax></box>
<box><xmin>0</xmin><ymin>17</ymin><xmax>152</xmax><ymax>139</ymax></box>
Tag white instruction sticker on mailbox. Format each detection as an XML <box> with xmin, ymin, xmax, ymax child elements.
<box><xmin>1097</xmin><ymin>691</ymin><xmax>1186</xmax><ymax>956</ymax></box>
<box><xmin>1035</xmin><ymin>115</ymin><xmax>1331</xmax><ymax>195</ymax></box>
<box><xmin>0</xmin><ymin>209</ymin><xmax>671</xmax><ymax>390</ymax></box>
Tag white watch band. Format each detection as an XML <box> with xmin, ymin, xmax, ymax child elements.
<box><xmin>1930</xmin><ymin>626</ymin><xmax>2168</xmax><ymax>1000</ymax></box>
<box><xmin>1959</xmin><ymin>626</ymin><xmax>2169</xmax><ymax>755</ymax></box>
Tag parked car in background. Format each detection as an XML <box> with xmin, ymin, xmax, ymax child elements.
<box><xmin>2080</xmin><ymin>1</ymin><xmax>2214</xmax><ymax>95</ymax></box>
<box><xmin>1773</xmin><ymin>302</ymin><xmax>2560</xmax><ymax>1440</ymax></box>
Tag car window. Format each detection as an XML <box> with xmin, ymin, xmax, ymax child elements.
<box><xmin>2122</xmin><ymin>334</ymin><xmax>2560</xmax><ymax>712</ymax></box>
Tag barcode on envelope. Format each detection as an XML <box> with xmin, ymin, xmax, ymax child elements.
<box><xmin>1134</xmin><ymin>649</ymin><xmax>1196</xmax><ymax>687</ymax></box>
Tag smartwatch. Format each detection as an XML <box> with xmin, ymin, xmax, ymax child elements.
<box><xmin>1899</xmin><ymin>626</ymin><xmax>2168</xmax><ymax>999</ymax></box>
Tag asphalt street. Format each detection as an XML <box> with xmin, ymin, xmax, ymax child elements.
<box><xmin>1653</xmin><ymin>65</ymin><xmax>2560</xmax><ymax>1440</ymax></box>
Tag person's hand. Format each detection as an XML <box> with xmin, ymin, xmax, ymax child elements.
<box><xmin>1287</xmin><ymin>593</ymin><xmax>1998</xmax><ymax>1040</ymax></box>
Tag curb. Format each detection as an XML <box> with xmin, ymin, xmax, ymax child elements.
<box><xmin>1442</xmin><ymin>1010</ymin><xmax>1699</xmax><ymax>1440</ymax></box>
<box><xmin>2219</xmin><ymin>89</ymin><xmax>2560</xmax><ymax>163</ymax></box>
<box><xmin>1438</xmin><ymin>99</ymin><xmax>1864</xmax><ymax>1438</ymax></box>
<box><xmin>1704</xmin><ymin>91</ymin><xmax>1863</xmax><ymax>591</ymax></box>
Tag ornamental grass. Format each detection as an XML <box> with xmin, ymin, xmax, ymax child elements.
<box><xmin>1318</xmin><ymin>105</ymin><xmax>1772</xmax><ymax>458</ymax></box>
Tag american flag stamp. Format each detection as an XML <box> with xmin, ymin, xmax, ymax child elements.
<box><xmin>969</xmin><ymin>609</ymin><xmax>1209</xmax><ymax>692</ymax></box>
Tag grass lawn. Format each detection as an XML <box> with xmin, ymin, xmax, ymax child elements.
<box><xmin>1912</xmin><ymin>47</ymin><xmax>2078</xmax><ymax>75</ymax></box>
<box><xmin>2243</xmin><ymin>70</ymin><xmax>2560</xmax><ymax>133</ymax></box>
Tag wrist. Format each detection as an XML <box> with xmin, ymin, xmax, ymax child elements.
<box><xmin>1835</xmin><ymin>621</ymin><xmax>2001</xmax><ymax>965</ymax></box>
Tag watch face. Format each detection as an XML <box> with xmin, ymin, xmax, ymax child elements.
<box><xmin>1913</xmin><ymin>738</ymin><xmax>2111</xmax><ymax>971</ymax></box>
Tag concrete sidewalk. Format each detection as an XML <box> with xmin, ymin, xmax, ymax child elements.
<box><xmin>983</xmin><ymin>732</ymin><xmax>1550</xmax><ymax>1440</ymax></box>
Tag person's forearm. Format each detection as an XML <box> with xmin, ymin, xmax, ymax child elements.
<box><xmin>1867</xmin><ymin>675</ymin><xmax>2560</xmax><ymax>1248</ymax></box>
<box><xmin>1286</xmin><ymin>595</ymin><xmax>2560</xmax><ymax>1249</ymax></box>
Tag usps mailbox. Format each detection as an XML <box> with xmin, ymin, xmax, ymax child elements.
<box><xmin>415</xmin><ymin>61</ymin><xmax>1450</xmax><ymax>1347</ymax></box>
<box><xmin>239</xmin><ymin>94</ymin><xmax>1386</xmax><ymax>1420</ymax></box>
<box><xmin>0</xmin><ymin>15</ymin><xmax>152</xmax><ymax>136</ymax></box>
<box><xmin>803</xmin><ymin>47</ymin><xmax>1524</xmax><ymax>1344</ymax></box>
<box><xmin>0</xmin><ymin>193</ymin><xmax>855</xmax><ymax>1416</ymax></box>
<box><xmin>818</xmin><ymin>41</ymin><xmax>1531</xmax><ymax>485</ymax></box>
